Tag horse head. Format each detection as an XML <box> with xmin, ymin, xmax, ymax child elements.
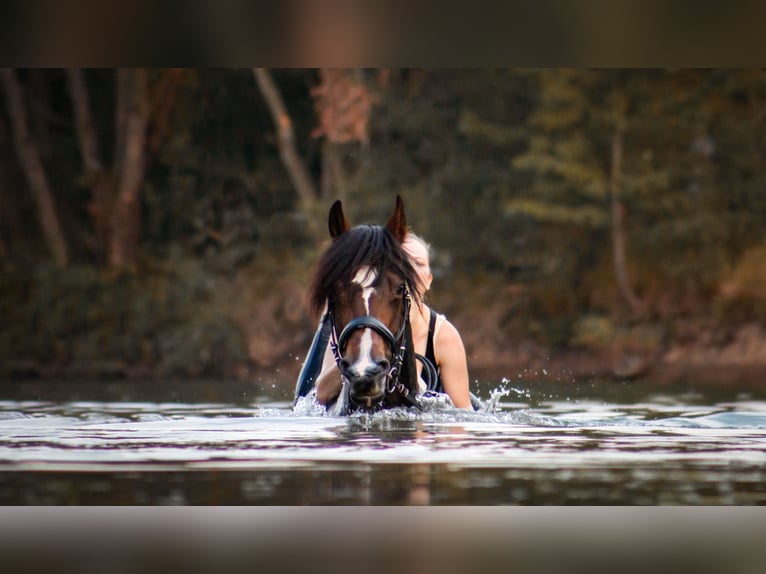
<box><xmin>309</xmin><ymin>196</ymin><xmax>420</xmax><ymax>412</ymax></box>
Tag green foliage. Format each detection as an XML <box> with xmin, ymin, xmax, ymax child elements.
<box><xmin>3</xmin><ymin>69</ymin><xmax>766</xmax><ymax>378</ymax></box>
<box><xmin>457</xmin><ymin>109</ymin><xmax>525</xmax><ymax>147</ymax></box>
<box><xmin>572</xmin><ymin>315</ymin><xmax>616</xmax><ymax>349</ymax></box>
<box><xmin>0</xmin><ymin>261</ymin><xmax>249</xmax><ymax>378</ymax></box>
<box><xmin>504</xmin><ymin>198</ymin><xmax>608</xmax><ymax>228</ymax></box>
<box><xmin>716</xmin><ymin>241</ymin><xmax>766</xmax><ymax>323</ymax></box>
<box><xmin>141</xmin><ymin>69</ymin><xmax>317</xmax><ymax>262</ymax></box>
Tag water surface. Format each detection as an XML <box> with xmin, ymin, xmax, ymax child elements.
<box><xmin>1</xmin><ymin>380</ymin><xmax>765</xmax><ymax>504</ymax></box>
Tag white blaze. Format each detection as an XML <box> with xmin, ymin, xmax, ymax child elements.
<box><xmin>352</xmin><ymin>267</ymin><xmax>375</xmax><ymax>313</ymax></box>
<box><xmin>350</xmin><ymin>267</ymin><xmax>377</xmax><ymax>375</ymax></box>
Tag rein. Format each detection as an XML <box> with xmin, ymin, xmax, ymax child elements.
<box><xmin>328</xmin><ymin>282</ymin><xmax>421</xmax><ymax>410</ymax></box>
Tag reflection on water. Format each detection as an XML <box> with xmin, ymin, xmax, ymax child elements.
<box><xmin>1</xmin><ymin>380</ymin><xmax>766</xmax><ymax>504</ymax></box>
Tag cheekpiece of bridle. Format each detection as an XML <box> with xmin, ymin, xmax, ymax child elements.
<box><xmin>328</xmin><ymin>281</ymin><xmax>418</xmax><ymax>409</ymax></box>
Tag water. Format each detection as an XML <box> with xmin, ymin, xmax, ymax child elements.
<box><xmin>1</xmin><ymin>379</ymin><xmax>765</xmax><ymax>505</ymax></box>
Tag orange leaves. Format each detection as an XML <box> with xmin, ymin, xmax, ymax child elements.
<box><xmin>311</xmin><ymin>69</ymin><xmax>377</xmax><ymax>144</ymax></box>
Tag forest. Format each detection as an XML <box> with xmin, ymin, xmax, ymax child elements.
<box><xmin>1</xmin><ymin>69</ymin><xmax>765</xmax><ymax>388</ymax></box>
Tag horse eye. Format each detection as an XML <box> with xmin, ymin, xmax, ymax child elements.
<box><xmin>391</xmin><ymin>285</ymin><xmax>406</xmax><ymax>301</ymax></box>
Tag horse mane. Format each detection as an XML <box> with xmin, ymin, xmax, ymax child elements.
<box><xmin>308</xmin><ymin>224</ymin><xmax>422</xmax><ymax>318</ymax></box>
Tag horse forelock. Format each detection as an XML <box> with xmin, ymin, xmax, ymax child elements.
<box><xmin>308</xmin><ymin>225</ymin><xmax>420</xmax><ymax>318</ymax></box>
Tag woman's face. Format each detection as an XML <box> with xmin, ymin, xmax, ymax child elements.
<box><xmin>403</xmin><ymin>236</ymin><xmax>433</xmax><ymax>293</ymax></box>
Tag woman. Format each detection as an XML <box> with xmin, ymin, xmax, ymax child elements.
<box><xmin>401</xmin><ymin>233</ymin><xmax>472</xmax><ymax>408</ymax></box>
<box><xmin>315</xmin><ymin>232</ymin><xmax>472</xmax><ymax>409</ymax></box>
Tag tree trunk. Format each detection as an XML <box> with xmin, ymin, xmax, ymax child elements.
<box><xmin>147</xmin><ymin>68</ymin><xmax>183</xmax><ymax>160</ymax></box>
<box><xmin>109</xmin><ymin>69</ymin><xmax>150</xmax><ymax>270</ymax></box>
<box><xmin>253</xmin><ymin>68</ymin><xmax>317</xmax><ymax>206</ymax></box>
<box><xmin>1</xmin><ymin>68</ymin><xmax>69</xmax><ymax>267</ymax></box>
<box><xmin>0</xmin><ymin>118</ymin><xmax>10</xmax><ymax>258</ymax></box>
<box><xmin>320</xmin><ymin>141</ymin><xmax>346</xmax><ymax>200</ymax></box>
<box><xmin>28</xmin><ymin>70</ymin><xmax>51</xmax><ymax>157</ymax></box>
<box><xmin>67</xmin><ymin>68</ymin><xmax>113</xmax><ymax>262</ymax></box>
<box><xmin>610</xmin><ymin>126</ymin><xmax>643</xmax><ymax>316</ymax></box>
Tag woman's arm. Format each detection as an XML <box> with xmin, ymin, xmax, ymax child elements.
<box><xmin>435</xmin><ymin>320</ymin><xmax>472</xmax><ymax>409</ymax></box>
<box><xmin>315</xmin><ymin>346</ymin><xmax>343</xmax><ymax>405</ymax></box>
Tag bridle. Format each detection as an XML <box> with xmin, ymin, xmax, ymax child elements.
<box><xmin>328</xmin><ymin>281</ymin><xmax>420</xmax><ymax>410</ymax></box>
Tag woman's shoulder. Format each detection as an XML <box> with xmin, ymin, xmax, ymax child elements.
<box><xmin>430</xmin><ymin>310</ymin><xmax>466</xmax><ymax>350</ymax></box>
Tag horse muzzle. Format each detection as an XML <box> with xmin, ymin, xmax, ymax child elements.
<box><xmin>333</xmin><ymin>314</ymin><xmax>404</xmax><ymax>411</ymax></box>
<box><xmin>342</xmin><ymin>365</ymin><xmax>389</xmax><ymax>409</ymax></box>
<box><xmin>348</xmin><ymin>381</ymin><xmax>386</xmax><ymax>409</ymax></box>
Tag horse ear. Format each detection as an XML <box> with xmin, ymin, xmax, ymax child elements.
<box><xmin>385</xmin><ymin>195</ymin><xmax>407</xmax><ymax>243</ymax></box>
<box><xmin>328</xmin><ymin>200</ymin><xmax>350</xmax><ymax>238</ymax></box>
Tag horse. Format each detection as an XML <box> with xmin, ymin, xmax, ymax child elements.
<box><xmin>295</xmin><ymin>196</ymin><xmax>423</xmax><ymax>414</ymax></box>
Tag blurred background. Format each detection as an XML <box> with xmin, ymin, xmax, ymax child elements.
<box><xmin>1</xmin><ymin>68</ymin><xmax>765</xmax><ymax>391</ymax></box>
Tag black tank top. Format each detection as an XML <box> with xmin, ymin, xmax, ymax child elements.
<box><xmin>424</xmin><ymin>308</ymin><xmax>442</xmax><ymax>392</ymax></box>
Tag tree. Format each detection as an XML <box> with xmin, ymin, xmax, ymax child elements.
<box><xmin>1</xmin><ymin>68</ymin><xmax>69</xmax><ymax>267</ymax></box>
<box><xmin>67</xmin><ymin>68</ymin><xmax>160</xmax><ymax>270</ymax></box>
<box><xmin>109</xmin><ymin>69</ymin><xmax>150</xmax><ymax>270</ymax></box>
<box><xmin>510</xmin><ymin>70</ymin><xmax>670</xmax><ymax>318</ymax></box>
<box><xmin>253</xmin><ymin>68</ymin><xmax>318</xmax><ymax>207</ymax></box>
<box><xmin>66</xmin><ymin>68</ymin><xmax>112</xmax><ymax>262</ymax></box>
<box><xmin>310</xmin><ymin>68</ymin><xmax>377</xmax><ymax>200</ymax></box>
<box><xmin>609</xmin><ymin>107</ymin><xmax>643</xmax><ymax>314</ymax></box>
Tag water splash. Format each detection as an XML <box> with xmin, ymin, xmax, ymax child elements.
<box><xmin>487</xmin><ymin>383</ymin><xmax>513</xmax><ymax>412</ymax></box>
<box><xmin>292</xmin><ymin>390</ymin><xmax>326</xmax><ymax>417</ymax></box>
<box><xmin>419</xmin><ymin>392</ymin><xmax>456</xmax><ymax>411</ymax></box>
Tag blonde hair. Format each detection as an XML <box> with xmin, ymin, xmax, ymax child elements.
<box><xmin>404</xmin><ymin>231</ymin><xmax>431</xmax><ymax>254</ymax></box>
<box><xmin>403</xmin><ymin>231</ymin><xmax>432</xmax><ymax>305</ymax></box>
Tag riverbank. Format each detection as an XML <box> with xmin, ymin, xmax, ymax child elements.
<box><xmin>2</xmin><ymin>262</ymin><xmax>764</xmax><ymax>391</ymax></box>
<box><xmin>4</xmin><ymin>322</ymin><xmax>764</xmax><ymax>394</ymax></box>
<box><xmin>466</xmin><ymin>321</ymin><xmax>766</xmax><ymax>387</ymax></box>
